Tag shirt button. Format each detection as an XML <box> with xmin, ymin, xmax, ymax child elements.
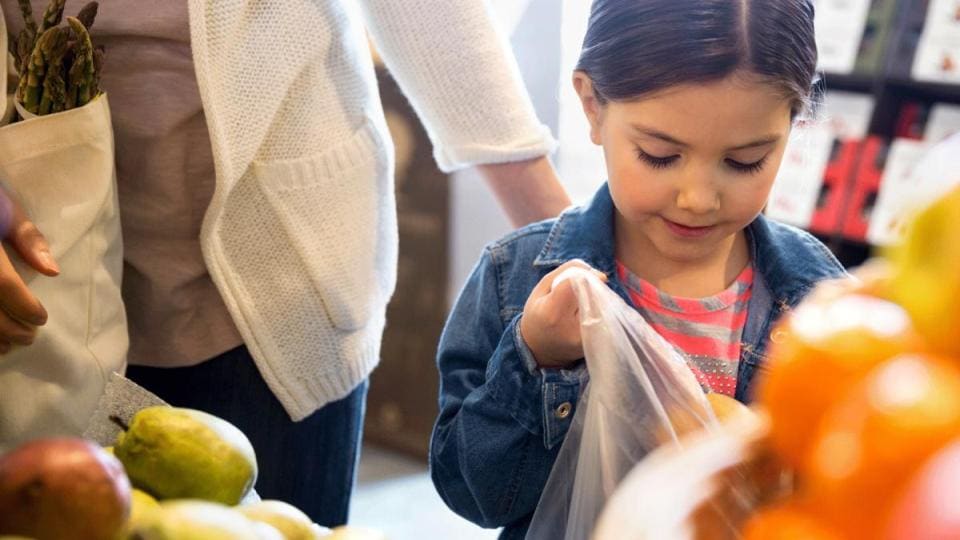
<box><xmin>769</xmin><ymin>329</ymin><xmax>788</xmax><ymax>344</ymax></box>
<box><xmin>555</xmin><ymin>402</ymin><xmax>572</xmax><ymax>419</ymax></box>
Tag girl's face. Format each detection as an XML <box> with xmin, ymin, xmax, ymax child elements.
<box><xmin>574</xmin><ymin>73</ymin><xmax>794</xmax><ymax>267</ymax></box>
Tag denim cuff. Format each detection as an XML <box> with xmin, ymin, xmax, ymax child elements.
<box><xmin>486</xmin><ymin>314</ymin><xmax>585</xmax><ymax>449</ymax></box>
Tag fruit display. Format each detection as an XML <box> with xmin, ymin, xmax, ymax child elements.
<box><xmin>0</xmin><ymin>406</ymin><xmax>385</xmax><ymax>540</ymax></box>
<box><xmin>745</xmin><ymin>185</ymin><xmax>960</xmax><ymax>539</ymax></box>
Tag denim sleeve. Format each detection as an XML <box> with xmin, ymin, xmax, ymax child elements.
<box><xmin>429</xmin><ymin>248</ymin><xmax>585</xmax><ymax>529</ymax></box>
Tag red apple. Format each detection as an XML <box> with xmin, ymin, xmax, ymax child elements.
<box><xmin>0</xmin><ymin>438</ymin><xmax>131</xmax><ymax>540</ymax></box>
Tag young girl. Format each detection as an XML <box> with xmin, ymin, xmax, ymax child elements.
<box><xmin>431</xmin><ymin>0</ymin><xmax>846</xmax><ymax>537</ymax></box>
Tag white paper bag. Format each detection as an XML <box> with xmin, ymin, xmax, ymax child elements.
<box><xmin>0</xmin><ymin>9</ymin><xmax>127</xmax><ymax>445</ymax></box>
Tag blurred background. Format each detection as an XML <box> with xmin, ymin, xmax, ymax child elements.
<box><xmin>353</xmin><ymin>1</ymin><xmax>960</xmax><ymax>537</ymax></box>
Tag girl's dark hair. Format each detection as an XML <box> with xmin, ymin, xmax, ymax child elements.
<box><xmin>575</xmin><ymin>0</ymin><xmax>820</xmax><ymax>117</ymax></box>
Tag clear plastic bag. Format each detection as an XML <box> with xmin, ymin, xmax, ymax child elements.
<box><xmin>525</xmin><ymin>267</ymin><xmax>723</xmax><ymax>540</ymax></box>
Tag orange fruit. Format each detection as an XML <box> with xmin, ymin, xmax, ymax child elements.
<box><xmin>885</xmin><ymin>438</ymin><xmax>960</xmax><ymax>540</ymax></box>
<box><xmin>705</xmin><ymin>392</ymin><xmax>755</xmax><ymax>425</ymax></box>
<box><xmin>805</xmin><ymin>354</ymin><xmax>960</xmax><ymax>538</ymax></box>
<box><xmin>757</xmin><ymin>293</ymin><xmax>921</xmax><ymax>470</ymax></box>
<box><xmin>885</xmin><ymin>185</ymin><xmax>960</xmax><ymax>358</ymax></box>
<box><xmin>847</xmin><ymin>257</ymin><xmax>895</xmax><ymax>299</ymax></box>
<box><xmin>741</xmin><ymin>502</ymin><xmax>842</xmax><ymax>540</ymax></box>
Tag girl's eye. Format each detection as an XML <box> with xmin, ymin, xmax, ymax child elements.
<box><xmin>725</xmin><ymin>157</ymin><xmax>768</xmax><ymax>174</ymax></box>
<box><xmin>637</xmin><ymin>149</ymin><xmax>679</xmax><ymax>169</ymax></box>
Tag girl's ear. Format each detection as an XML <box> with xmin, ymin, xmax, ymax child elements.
<box><xmin>572</xmin><ymin>72</ymin><xmax>604</xmax><ymax>145</ymax></box>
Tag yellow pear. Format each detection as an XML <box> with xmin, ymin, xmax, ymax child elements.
<box><xmin>129</xmin><ymin>489</ymin><xmax>160</xmax><ymax>522</ymax></box>
<box><xmin>885</xmin><ymin>185</ymin><xmax>960</xmax><ymax>357</ymax></box>
<box><xmin>114</xmin><ymin>406</ymin><xmax>257</xmax><ymax>505</ymax></box>
<box><xmin>125</xmin><ymin>500</ymin><xmax>277</xmax><ymax>540</ymax></box>
<box><xmin>238</xmin><ymin>500</ymin><xmax>323</xmax><ymax>540</ymax></box>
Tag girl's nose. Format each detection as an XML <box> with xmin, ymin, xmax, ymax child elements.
<box><xmin>676</xmin><ymin>181</ymin><xmax>721</xmax><ymax>214</ymax></box>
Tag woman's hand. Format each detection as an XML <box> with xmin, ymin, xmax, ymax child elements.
<box><xmin>519</xmin><ymin>259</ymin><xmax>607</xmax><ymax>369</ymax></box>
<box><xmin>0</xmin><ymin>189</ymin><xmax>59</xmax><ymax>354</ymax></box>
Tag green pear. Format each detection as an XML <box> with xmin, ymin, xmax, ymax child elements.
<box><xmin>238</xmin><ymin>500</ymin><xmax>324</xmax><ymax>540</ymax></box>
<box><xmin>125</xmin><ymin>500</ymin><xmax>281</xmax><ymax>540</ymax></box>
<box><xmin>115</xmin><ymin>406</ymin><xmax>257</xmax><ymax>505</ymax></box>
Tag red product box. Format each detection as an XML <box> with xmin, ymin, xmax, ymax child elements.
<box><xmin>841</xmin><ymin>136</ymin><xmax>887</xmax><ymax>242</ymax></box>
<box><xmin>809</xmin><ymin>139</ymin><xmax>861</xmax><ymax>236</ymax></box>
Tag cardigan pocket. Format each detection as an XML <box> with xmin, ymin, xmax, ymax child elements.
<box><xmin>254</xmin><ymin>119</ymin><xmax>397</xmax><ymax>331</ymax></box>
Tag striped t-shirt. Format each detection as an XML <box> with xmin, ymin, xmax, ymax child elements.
<box><xmin>616</xmin><ymin>262</ymin><xmax>754</xmax><ymax>397</ymax></box>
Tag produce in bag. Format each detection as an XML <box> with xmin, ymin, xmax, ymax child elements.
<box><xmin>524</xmin><ymin>267</ymin><xmax>751</xmax><ymax>540</ymax></box>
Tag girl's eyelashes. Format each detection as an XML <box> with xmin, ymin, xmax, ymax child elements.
<box><xmin>636</xmin><ymin>149</ymin><xmax>679</xmax><ymax>169</ymax></box>
<box><xmin>636</xmin><ymin>148</ymin><xmax>770</xmax><ymax>174</ymax></box>
<box><xmin>725</xmin><ymin>156</ymin><xmax>768</xmax><ymax>174</ymax></box>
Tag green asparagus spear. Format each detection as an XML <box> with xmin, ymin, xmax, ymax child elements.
<box><xmin>76</xmin><ymin>2</ymin><xmax>98</xmax><ymax>30</ymax></box>
<box><xmin>14</xmin><ymin>0</ymin><xmax>38</xmax><ymax>79</ymax></box>
<box><xmin>40</xmin><ymin>0</ymin><xmax>66</xmax><ymax>33</ymax></box>
<box><xmin>13</xmin><ymin>28</ymin><xmax>33</xmax><ymax>74</ymax></box>
<box><xmin>17</xmin><ymin>0</ymin><xmax>38</xmax><ymax>36</ymax></box>
<box><xmin>38</xmin><ymin>27</ymin><xmax>69</xmax><ymax>115</ymax></box>
<box><xmin>66</xmin><ymin>16</ymin><xmax>95</xmax><ymax>108</ymax></box>
<box><xmin>92</xmin><ymin>44</ymin><xmax>104</xmax><ymax>96</ymax></box>
<box><xmin>22</xmin><ymin>28</ymin><xmax>59</xmax><ymax>114</ymax></box>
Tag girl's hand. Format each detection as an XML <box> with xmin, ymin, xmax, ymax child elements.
<box><xmin>519</xmin><ymin>259</ymin><xmax>607</xmax><ymax>369</ymax></box>
<box><xmin>0</xmin><ymin>189</ymin><xmax>59</xmax><ymax>354</ymax></box>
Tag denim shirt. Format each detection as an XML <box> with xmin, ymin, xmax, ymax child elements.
<box><xmin>430</xmin><ymin>183</ymin><xmax>847</xmax><ymax>539</ymax></box>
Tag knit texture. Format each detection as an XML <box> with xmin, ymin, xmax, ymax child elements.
<box><xmin>186</xmin><ymin>0</ymin><xmax>556</xmax><ymax>419</ymax></box>
<box><xmin>359</xmin><ymin>0</ymin><xmax>559</xmax><ymax>171</ymax></box>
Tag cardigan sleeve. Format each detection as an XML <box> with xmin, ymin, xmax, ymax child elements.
<box><xmin>356</xmin><ymin>0</ymin><xmax>558</xmax><ymax>172</ymax></box>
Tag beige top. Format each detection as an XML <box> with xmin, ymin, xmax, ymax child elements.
<box><xmin>3</xmin><ymin>0</ymin><xmax>242</xmax><ymax>367</ymax></box>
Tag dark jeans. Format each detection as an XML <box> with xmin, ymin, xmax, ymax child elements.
<box><xmin>126</xmin><ymin>345</ymin><xmax>367</xmax><ymax>527</ymax></box>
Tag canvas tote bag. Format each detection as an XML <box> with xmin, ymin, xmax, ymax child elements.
<box><xmin>0</xmin><ymin>5</ymin><xmax>127</xmax><ymax>446</ymax></box>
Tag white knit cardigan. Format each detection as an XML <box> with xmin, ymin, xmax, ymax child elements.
<box><xmin>187</xmin><ymin>0</ymin><xmax>557</xmax><ymax>420</ymax></box>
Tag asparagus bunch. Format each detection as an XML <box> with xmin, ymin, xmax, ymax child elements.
<box><xmin>13</xmin><ymin>0</ymin><xmax>103</xmax><ymax>117</ymax></box>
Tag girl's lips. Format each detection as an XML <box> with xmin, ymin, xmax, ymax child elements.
<box><xmin>663</xmin><ymin>218</ymin><xmax>716</xmax><ymax>238</ymax></box>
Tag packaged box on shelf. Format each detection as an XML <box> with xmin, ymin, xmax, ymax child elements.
<box><xmin>912</xmin><ymin>0</ymin><xmax>960</xmax><ymax>84</ymax></box>
<box><xmin>868</xmin><ymin>135</ymin><xmax>960</xmax><ymax>245</ymax></box>
<box><xmin>767</xmin><ymin>126</ymin><xmax>836</xmax><ymax>228</ymax></box>
<box><xmin>815</xmin><ymin>0</ymin><xmax>871</xmax><ymax>74</ymax></box>
<box><xmin>866</xmin><ymin>138</ymin><xmax>931</xmax><ymax>245</ymax></box>
<box><xmin>766</xmin><ymin>92</ymin><xmax>873</xmax><ymax>230</ymax></box>
<box><xmin>912</xmin><ymin>37</ymin><xmax>960</xmax><ymax>84</ymax></box>
<box><xmin>809</xmin><ymin>139</ymin><xmax>860</xmax><ymax>237</ymax></box>
<box><xmin>924</xmin><ymin>102</ymin><xmax>960</xmax><ymax>142</ymax></box>
<box><xmin>853</xmin><ymin>0</ymin><xmax>899</xmax><ymax>75</ymax></box>
<box><xmin>841</xmin><ymin>136</ymin><xmax>887</xmax><ymax>242</ymax></box>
